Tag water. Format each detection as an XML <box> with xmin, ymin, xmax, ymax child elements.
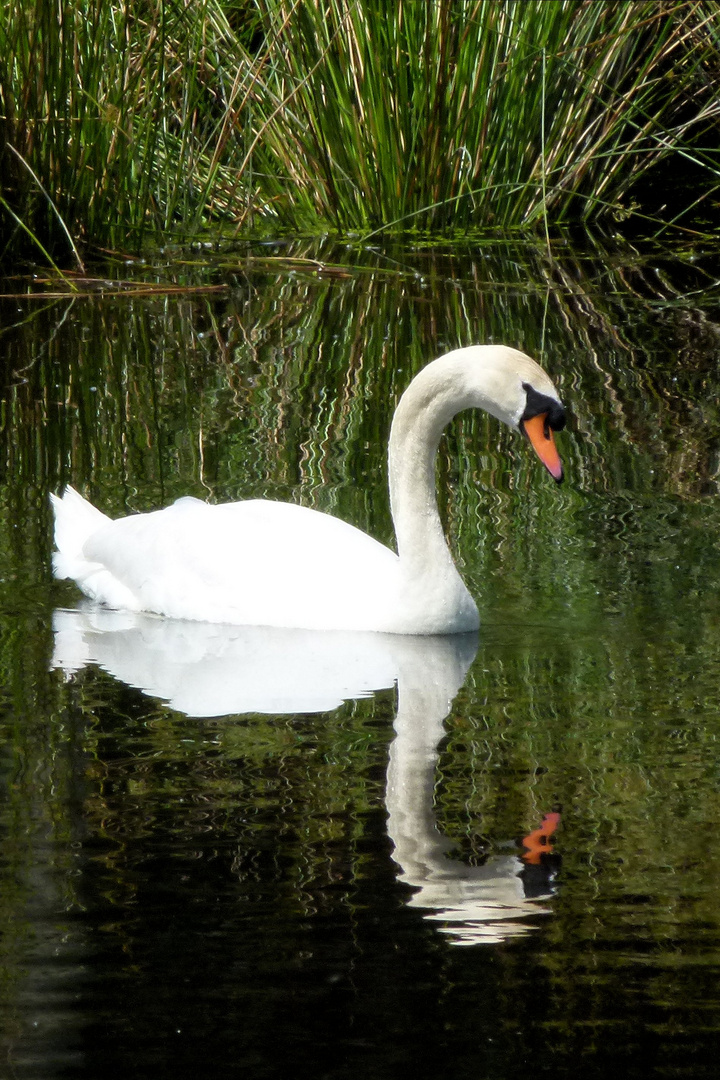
<box><xmin>2</xmin><ymin>238</ymin><xmax>720</xmax><ymax>1077</ymax></box>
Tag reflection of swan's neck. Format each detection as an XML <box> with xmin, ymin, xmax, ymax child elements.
<box><xmin>385</xmin><ymin>639</ymin><xmax>558</xmax><ymax>946</ymax></box>
<box><xmin>385</xmin><ymin>635</ymin><xmax>478</xmax><ymax>881</ymax></box>
<box><xmin>386</xmin><ymin>690</ymin><xmax>455</xmax><ymax>878</ymax></box>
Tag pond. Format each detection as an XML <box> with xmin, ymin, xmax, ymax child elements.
<box><xmin>2</xmin><ymin>237</ymin><xmax>720</xmax><ymax>1078</ymax></box>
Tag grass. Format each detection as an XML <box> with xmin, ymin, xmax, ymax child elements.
<box><xmin>1</xmin><ymin>0</ymin><xmax>720</xmax><ymax>262</ymax></box>
<box><xmin>251</xmin><ymin>0</ymin><xmax>720</xmax><ymax>233</ymax></box>
<box><xmin>0</xmin><ymin>0</ymin><xmax>255</xmax><ymax>259</ymax></box>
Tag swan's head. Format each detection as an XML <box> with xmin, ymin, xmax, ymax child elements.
<box><xmin>518</xmin><ymin>375</ymin><xmax>565</xmax><ymax>484</ymax></box>
<box><xmin>449</xmin><ymin>345</ymin><xmax>567</xmax><ymax>483</ymax></box>
<box><xmin>391</xmin><ymin>344</ymin><xmax>567</xmax><ymax>487</ymax></box>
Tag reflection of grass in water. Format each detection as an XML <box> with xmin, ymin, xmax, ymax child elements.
<box><xmin>2</xmin><ymin>245</ymin><xmax>720</xmax><ymax>942</ymax></box>
<box><xmin>2</xmin><ymin>239</ymin><xmax>720</xmax><ymax>556</ymax></box>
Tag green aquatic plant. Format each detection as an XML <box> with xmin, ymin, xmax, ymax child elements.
<box><xmin>0</xmin><ymin>0</ymin><xmax>255</xmax><ymax>258</ymax></box>
<box><xmin>250</xmin><ymin>0</ymin><xmax>720</xmax><ymax>234</ymax></box>
<box><xmin>1</xmin><ymin>0</ymin><xmax>720</xmax><ymax>260</ymax></box>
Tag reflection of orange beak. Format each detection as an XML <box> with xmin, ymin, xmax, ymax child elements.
<box><xmin>522</xmin><ymin>810</ymin><xmax>561</xmax><ymax>864</ymax></box>
<box><xmin>522</xmin><ymin>413</ymin><xmax>563</xmax><ymax>483</ymax></box>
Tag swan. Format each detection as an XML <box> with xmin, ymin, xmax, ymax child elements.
<box><xmin>51</xmin><ymin>344</ymin><xmax>566</xmax><ymax>635</ymax></box>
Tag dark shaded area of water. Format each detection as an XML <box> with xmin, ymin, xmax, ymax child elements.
<box><xmin>2</xmin><ymin>238</ymin><xmax>720</xmax><ymax>1078</ymax></box>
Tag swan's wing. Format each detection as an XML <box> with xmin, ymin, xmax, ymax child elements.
<box><xmin>81</xmin><ymin>499</ymin><xmax>400</xmax><ymax>629</ymax></box>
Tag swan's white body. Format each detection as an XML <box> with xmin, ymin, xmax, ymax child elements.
<box><xmin>51</xmin><ymin>345</ymin><xmax>565</xmax><ymax>635</ymax></box>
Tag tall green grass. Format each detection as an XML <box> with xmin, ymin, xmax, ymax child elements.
<box><xmin>0</xmin><ymin>0</ymin><xmax>255</xmax><ymax>260</ymax></box>
<box><xmin>1</xmin><ymin>0</ymin><xmax>719</xmax><ymax>261</ymax></box>
<box><xmin>251</xmin><ymin>0</ymin><xmax>720</xmax><ymax>233</ymax></box>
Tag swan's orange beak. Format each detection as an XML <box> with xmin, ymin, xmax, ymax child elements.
<box><xmin>522</xmin><ymin>413</ymin><xmax>563</xmax><ymax>483</ymax></box>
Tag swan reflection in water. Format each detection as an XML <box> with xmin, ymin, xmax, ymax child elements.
<box><xmin>52</xmin><ymin>606</ymin><xmax>560</xmax><ymax>946</ymax></box>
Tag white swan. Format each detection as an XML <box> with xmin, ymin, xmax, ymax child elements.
<box><xmin>51</xmin><ymin>344</ymin><xmax>565</xmax><ymax>635</ymax></box>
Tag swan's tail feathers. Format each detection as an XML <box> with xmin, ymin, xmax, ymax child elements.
<box><xmin>50</xmin><ymin>486</ymin><xmax>110</xmax><ymax>580</ymax></box>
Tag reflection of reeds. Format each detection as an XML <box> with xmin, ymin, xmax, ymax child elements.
<box><xmin>5</xmin><ymin>233</ymin><xmax>720</xmax><ymax>744</ymax></box>
<box><xmin>2</xmin><ymin>239</ymin><xmax>720</xmax><ymax>507</ymax></box>
<box><xmin>2</xmin><ymin>234</ymin><xmax>719</xmax><ymax>656</ymax></box>
<box><xmin>2</xmin><ymin>1</ymin><xmax>720</xmax><ymax>259</ymax></box>
<box><xmin>4</xmin><ymin>245</ymin><xmax>720</xmax><ymax>986</ymax></box>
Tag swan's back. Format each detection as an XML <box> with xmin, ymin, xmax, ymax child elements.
<box><xmin>53</xmin><ymin>490</ymin><xmax>402</xmax><ymax>631</ymax></box>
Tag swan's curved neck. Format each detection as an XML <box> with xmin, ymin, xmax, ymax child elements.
<box><xmin>387</xmin><ymin>355</ymin><xmax>498</xmax><ymax>619</ymax></box>
<box><xmin>388</xmin><ymin>372</ymin><xmax>459</xmax><ymax>576</ymax></box>
<box><xmin>385</xmin><ymin>349</ymin><xmax>536</xmax><ymax>632</ymax></box>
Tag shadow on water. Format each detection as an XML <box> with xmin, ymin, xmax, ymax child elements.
<box><xmin>1</xmin><ymin>238</ymin><xmax>720</xmax><ymax>1076</ymax></box>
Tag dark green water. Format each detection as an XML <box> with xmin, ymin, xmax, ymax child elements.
<box><xmin>2</xmin><ymin>239</ymin><xmax>720</xmax><ymax>1078</ymax></box>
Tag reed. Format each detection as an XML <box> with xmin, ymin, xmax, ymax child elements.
<box><xmin>251</xmin><ymin>0</ymin><xmax>720</xmax><ymax>234</ymax></box>
<box><xmin>0</xmin><ymin>0</ymin><xmax>719</xmax><ymax>261</ymax></box>
<box><xmin>0</xmin><ymin>0</ymin><xmax>255</xmax><ymax>260</ymax></box>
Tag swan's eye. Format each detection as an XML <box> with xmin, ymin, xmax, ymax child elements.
<box><xmin>521</xmin><ymin>382</ymin><xmax>566</xmax><ymax>431</ymax></box>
